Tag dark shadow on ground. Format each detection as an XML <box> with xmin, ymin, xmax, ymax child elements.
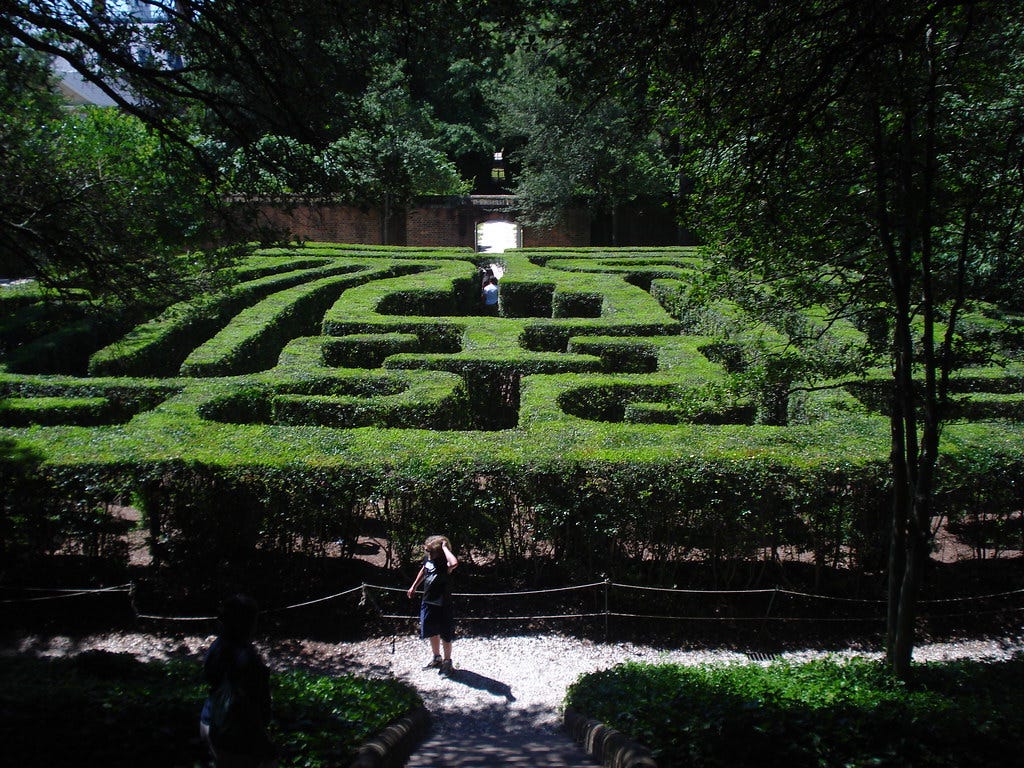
<box><xmin>447</xmin><ymin>667</ymin><xmax>516</xmax><ymax>701</ymax></box>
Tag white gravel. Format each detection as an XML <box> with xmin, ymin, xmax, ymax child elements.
<box><xmin>5</xmin><ymin>629</ymin><xmax>1023</xmax><ymax>766</ymax></box>
<box><xmin>5</xmin><ymin>630</ymin><xmax>1024</xmax><ymax>725</ymax></box>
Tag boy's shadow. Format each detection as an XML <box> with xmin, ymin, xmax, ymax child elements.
<box><xmin>449</xmin><ymin>668</ymin><xmax>516</xmax><ymax>701</ymax></box>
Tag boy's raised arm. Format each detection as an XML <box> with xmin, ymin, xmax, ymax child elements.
<box><xmin>443</xmin><ymin>542</ymin><xmax>459</xmax><ymax>570</ymax></box>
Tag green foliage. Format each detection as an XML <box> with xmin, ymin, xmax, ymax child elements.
<box><xmin>87</xmin><ymin>260</ymin><xmax>363</xmax><ymax>377</ymax></box>
<box><xmin>566</xmin><ymin>656</ymin><xmax>1024</xmax><ymax>767</ymax></box>
<box><xmin>0</xmin><ymin>396</ymin><xmax>114</xmax><ymax>427</ymax></box>
<box><xmin>1</xmin><ymin>245</ymin><xmax>1022</xmax><ymax>592</ymax></box>
<box><xmin>546</xmin><ymin>1</ymin><xmax>1024</xmax><ymax>671</ymax></box>
<box><xmin>272</xmin><ymin>669</ymin><xmax>421</xmax><ymax>764</ymax></box>
<box><xmin>3</xmin><ymin>310</ymin><xmax>133</xmax><ymax>376</ymax></box>
<box><xmin>567</xmin><ymin>338</ymin><xmax>658</xmax><ymax>374</ymax></box>
<box><xmin>179</xmin><ymin>271</ymin><xmax>383</xmax><ymax>377</ymax></box>
<box><xmin>552</xmin><ymin>290</ymin><xmax>603</xmax><ymax>319</ymax></box>
<box><xmin>322</xmin><ymin>332</ymin><xmax>421</xmax><ymax>369</ymax></box>
<box><xmin>493</xmin><ymin>45</ymin><xmax>675</xmax><ymax>228</ymax></box>
<box><xmin>0</xmin><ymin>38</ymin><xmax>236</xmax><ymax>303</ymax></box>
<box><xmin>0</xmin><ymin>653</ymin><xmax>421</xmax><ymax>768</ymax></box>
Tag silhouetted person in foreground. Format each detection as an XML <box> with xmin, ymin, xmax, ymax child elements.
<box><xmin>199</xmin><ymin>594</ymin><xmax>277</xmax><ymax>767</ymax></box>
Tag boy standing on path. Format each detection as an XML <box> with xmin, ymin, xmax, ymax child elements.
<box><xmin>407</xmin><ymin>535</ymin><xmax>459</xmax><ymax>676</ymax></box>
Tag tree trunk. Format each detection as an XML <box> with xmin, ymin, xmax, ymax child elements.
<box><xmin>891</xmin><ymin>511</ymin><xmax>928</xmax><ymax>676</ymax></box>
<box><xmin>885</xmin><ymin>404</ymin><xmax>909</xmax><ymax>664</ymax></box>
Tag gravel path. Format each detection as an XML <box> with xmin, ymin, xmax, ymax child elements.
<box><xmin>5</xmin><ymin>630</ymin><xmax>1023</xmax><ymax>766</ymax></box>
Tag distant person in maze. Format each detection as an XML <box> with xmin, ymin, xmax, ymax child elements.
<box><xmin>407</xmin><ymin>535</ymin><xmax>460</xmax><ymax>676</ymax></box>
<box><xmin>200</xmin><ymin>594</ymin><xmax>277</xmax><ymax>767</ymax></box>
<box><xmin>482</xmin><ymin>276</ymin><xmax>499</xmax><ymax>314</ymax></box>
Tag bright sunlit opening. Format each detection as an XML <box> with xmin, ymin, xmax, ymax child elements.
<box><xmin>476</xmin><ymin>220</ymin><xmax>519</xmax><ymax>254</ymax></box>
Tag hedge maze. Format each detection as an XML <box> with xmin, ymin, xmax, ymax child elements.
<box><xmin>2</xmin><ymin>243</ymin><xmax>1023</xmax><ymax>596</ymax></box>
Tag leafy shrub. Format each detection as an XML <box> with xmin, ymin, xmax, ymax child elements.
<box><xmin>88</xmin><ymin>261</ymin><xmax>366</xmax><ymax>377</ymax></box>
<box><xmin>180</xmin><ymin>272</ymin><xmax>375</xmax><ymax>376</ymax></box>
<box><xmin>565</xmin><ymin>656</ymin><xmax>1024</xmax><ymax>768</ymax></box>
<box><xmin>376</xmin><ymin>288</ymin><xmax>458</xmax><ymax>316</ymax></box>
<box><xmin>2</xmin><ymin>244</ymin><xmax>1024</xmax><ymax>595</ymax></box>
<box><xmin>553</xmin><ymin>290</ymin><xmax>603</xmax><ymax>318</ymax></box>
<box><xmin>567</xmin><ymin>337</ymin><xmax>658</xmax><ymax>373</ymax></box>
<box><xmin>0</xmin><ymin>653</ymin><xmax>421</xmax><ymax>768</ymax></box>
<box><xmin>0</xmin><ymin>396</ymin><xmax>114</xmax><ymax>427</ymax></box>
<box><xmin>498</xmin><ymin>280</ymin><xmax>555</xmax><ymax>317</ymax></box>
<box><xmin>322</xmin><ymin>332</ymin><xmax>420</xmax><ymax>368</ymax></box>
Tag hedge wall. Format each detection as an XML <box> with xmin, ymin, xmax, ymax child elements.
<box><xmin>2</xmin><ymin>244</ymin><xmax>1022</xmax><ymax>598</ymax></box>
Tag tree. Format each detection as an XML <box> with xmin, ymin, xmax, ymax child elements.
<box><xmin>0</xmin><ymin>36</ymin><xmax>235</xmax><ymax>303</ymax></box>
<box><xmin>222</xmin><ymin>59</ymin><xmax>470</xmax><ymax>244</ymax></box>
<box><xmin>557</xmin><ymin>0</ymin><xmax>1024</xmax><ymax>677</ymax></box>
<box><xmin>326</xmin><ymin>58</ymin><xmax>471</xmax><ymax>242</ymax></box>
<box><xmin>1</xmin><ymin>1</ymin><xmax>519</xmax><ymax>250</ymax></box>
<box><xmin>494</xmin><ymin>43</ymin><xmax>675</xmax><ymax>239</ymax></box>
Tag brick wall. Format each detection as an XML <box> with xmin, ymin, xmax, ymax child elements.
<box><xmin>256</xmin><ymin>204</ymin><xmax>383</xmax><ymax>244</ymax></box>
<box><xmin>253</xmin><ymin>199</ymin><xmax>592</xmax><ymax>248</ymax></box>
<box><xmin>405</xmin><ymin>202</ymin><xmax>477</xmax><ymax>248</ymax></box>
<box><xmin>522</xmin><ymin>208</ymin><xmax>592</xmax><ymax>248</ymax></box>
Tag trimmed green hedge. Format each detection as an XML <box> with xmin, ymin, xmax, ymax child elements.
<box><xmin>565</xmin><ymin>656</ymin><xmax>1024</xmax><ymax>768</ymax></box>
<box><xmin>2</xmin><ymin>244</ymin><xmax>1023</xmax><ymax>594</ymax></box>
<box><xmin>88</xmin><ymin>260</ymin><xmax>371</xmax><ymax>377</ymax></box>
<box><xmin>322</xmin><ymin>332</ymin><xmax>421</xmax><ymax>368</ymax></box>
<box><xmin>180</xmin><ymin>268</ymin><xmax>397</xmax><ymax>376</ymax></box>
<box><xmin>0</xmin><ymin>396</ymin><xmax>115</xmax><ymax>427</ymax></box>
<box><xmin>197</xmin><ymin>369</ymin><xmax>470</xmax><ymax>430</ymax></box>
<box><xmin>567</xmin><ymin>337</ymin><xmax>659</xmax><ymax>373</ymax></box>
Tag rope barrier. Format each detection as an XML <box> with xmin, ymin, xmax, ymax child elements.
<box><xmin>0</xmin><ymin>584</ymin><xmax>131</xmax><ymax>605</ymax></box>
<box><xmin>263</xmin><ymin>585</ymin><xmax>364</xmax><ymax>613</ymax></box>
<box><xmin>452</xmin><ymin>581</ymin><xmax>609</xmax><ymax>598</ymax></box>
<box><xmin>0</xmin><ymin>584</ymin><xmax>132</xmax><ymax>593</ymax></box>
<box><xmin>612</xmin><ymin>583</ymin><xmax>780</xmax><ymax>596</ymax></box>
<box><xmin>612</xmin><ymin>583</ymin><xmax>890</xmax><ymax>604</ymax></box>
<box><xmin>769</xmin><ymin>589</ymin><xmax>886</xmax><ymax>604</ymax></box>
<box><xmin>10</xmin><ymin>579</ymin><xmax>1024</xmax><ymax>608</ymax></box>
<box><xmin>606</xmin><ymin>611</ymin><xmax>886</xmax><ymax>623</ymax></box>
<box><xmin>7</xmin><ymin>577</ymin><xmax>1023</xmax><ymax>624</ymax></box>
<box><xmin>380</xmin><ymin>612</ymin><xmax>608</xmax><ymax>622</ymax></box>
<box><xmin>136</xmin><ymin>612</ymin><xmax>217</xmax><ymax>622</ymax></box>
<box><xmin>133</xmin><ymin>585</ymin><xmax>364</xmax><ymax>622</ymax></box>
<box><xmin>917</xmin><ymin>586</ymin><xmax>1024</xmax><ymax>604</ymax></box>
<box><xmin>371</xmin><ymin>581</ymin><xmax>608</xmax><ymax>598</ymax></box>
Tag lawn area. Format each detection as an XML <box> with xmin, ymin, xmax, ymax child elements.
<box><xmin>565</xmin><ymin>655</ymin><xmax>1024</xmax><ymax>768</ymax></box>
<box><xmin>0</xmin><ymin>651</ymin><xmax>420</xmax><ymax>768</ymax></box>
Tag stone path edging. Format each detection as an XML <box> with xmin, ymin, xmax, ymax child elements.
<box><xmin>349</xmin><ymin>706</ymin><xmax>431</xmax><ymax>768</ymax></box>
<box><xmin>563</xmin><ymin>706</ymin><xmax>657</xmax><ymax>768</ymax></box>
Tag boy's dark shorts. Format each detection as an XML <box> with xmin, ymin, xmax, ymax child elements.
<box><xmin>420</xmin><ymin>601</ymin><xmax>455</xmax><ymax>642</ymax></box>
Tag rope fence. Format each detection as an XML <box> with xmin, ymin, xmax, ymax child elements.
<box><xmin>4</xmin><ymin>580</ymin><xmax>1024</xmax><ymax>635</ymax></box>
<box><xmin>0</xmin><ymin>583</ymin><xmax>132</xmax><ymax>605</ymax></box>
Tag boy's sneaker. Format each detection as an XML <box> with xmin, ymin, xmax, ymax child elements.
<box><xmin>439</xmin><ymin>659</ymin><xmax>454</xmax><ymax>677</ymax></box>
<box><xmin>426</xmin><ymin>655</ymin><xmax>442</xmax><ymax>669</ymax></box>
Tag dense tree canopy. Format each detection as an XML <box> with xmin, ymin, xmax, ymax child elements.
<box><xmin>0</xmin><ymin>36</ymin><xmax>234</xmax><ymax>302</ymax></box>
<box><xmin>0</xmin><ymin>1</ymin><xmax>529</xmax><ymax>292</ymax></box>
<box><xmin>494</xmin><ymin>43</ymin><xmax>676</xmax><ymax>235</ymax></box>
<box><xmin>552</xmin><ymin>0</ymin><xmax>1024</xmax><ymax>676</ymax></box>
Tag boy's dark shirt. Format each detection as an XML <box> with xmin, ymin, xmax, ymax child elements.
<box><xmin>422</xmin><ymin>556</ymin><xmax>450</xmax><ymax>606</ymax></box>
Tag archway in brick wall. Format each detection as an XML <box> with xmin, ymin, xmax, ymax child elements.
<box><xmin>475</xmin><ymin>218</ymin><xmax>520</xmax><ymax>254</ymax></box>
